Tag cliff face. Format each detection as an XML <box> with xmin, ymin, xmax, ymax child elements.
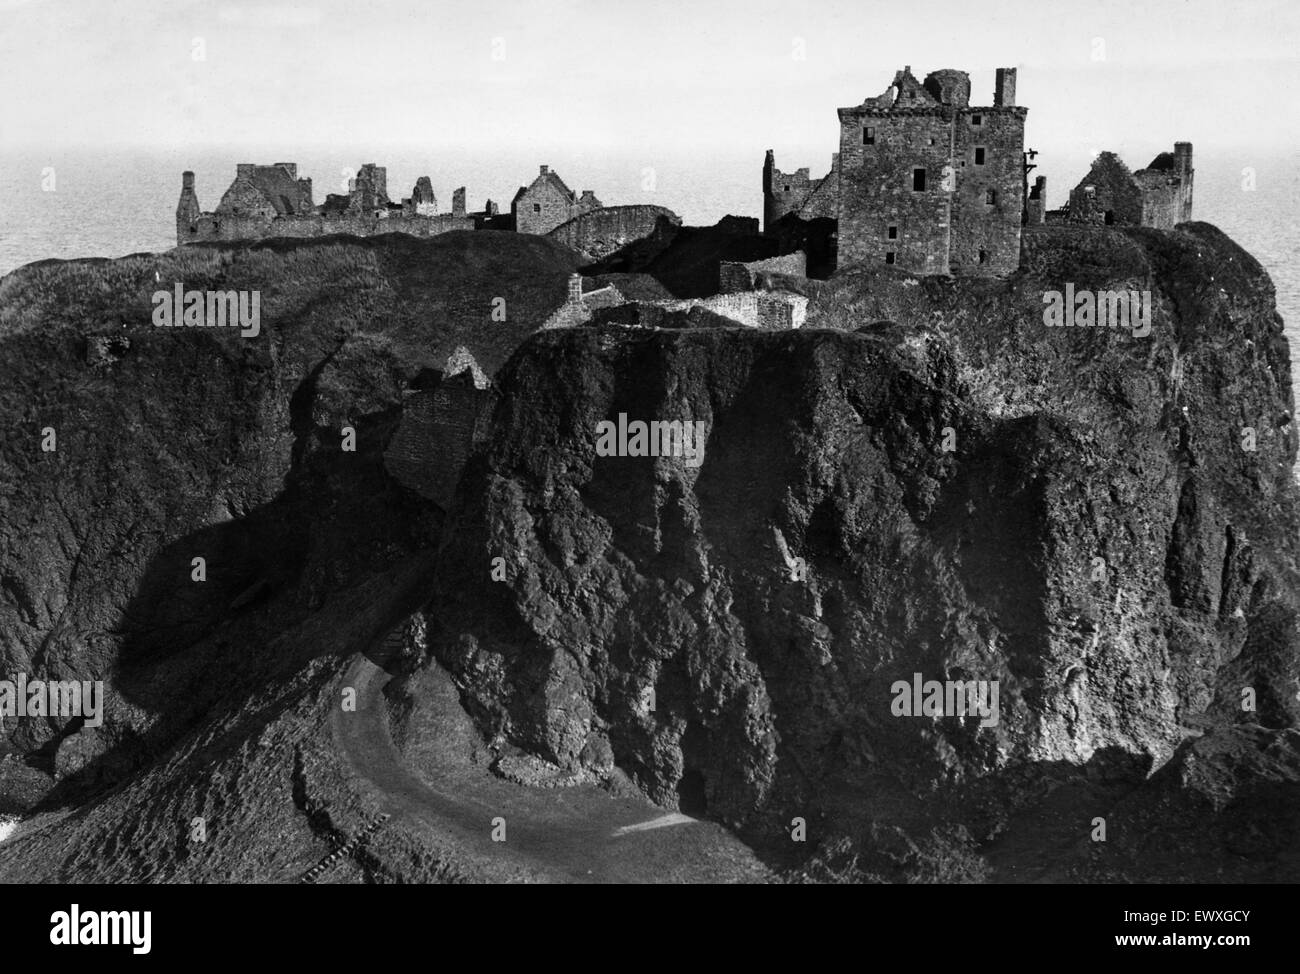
<box><xmin>0</xmin><ymin>222</ymin><xmax>1295</xmax><ymax>882</ymax></box>
<box><xmin>424</xmin><ymin>223</ymin><xmax>1300</xmax><ymax>878</ymax></box>
<box><xmin>0</xmin><ymin>232</ymin><xmax>575</xmax><ymax>808</ymax></box>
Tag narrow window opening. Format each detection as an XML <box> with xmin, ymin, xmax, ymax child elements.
<box><xmin>974</xmin><ymin>147</ymin><xmax>986</xmax><ymax>165</ymax></box>
<box><xmin>912</xmin><ymin>168</ymin><xmax>926</xmax><ymax>191</ymax></box>
<box><xmin>887</xmin><ymin>225</ymin><xmax>898</xmax><ymax>240</ymax></box>
<box><xmin>885</xmin><ymin>251</ymin><xmax>896</xmax><ymax>265</ymax></box>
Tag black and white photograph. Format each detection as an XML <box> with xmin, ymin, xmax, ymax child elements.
<box><xmin>0</xmin><ymin>0</ymin><xmax>1295</xmax><ymax>953</ymax></box>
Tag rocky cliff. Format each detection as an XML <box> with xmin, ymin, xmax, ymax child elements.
<box><xmin>0</xmin><ymin>222</ymin><xmax>1296</xmax><ymax>882</ymax></box>
<box><xmin>421</xmin><ymin>222</ymin><xmax>1300</xmax><ymax>880</ymax></box>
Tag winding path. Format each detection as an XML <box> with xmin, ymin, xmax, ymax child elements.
<box><xmin>331</xmin><ymin>637</ymin><xmax>771</xmax><ymax>883</ymax></box>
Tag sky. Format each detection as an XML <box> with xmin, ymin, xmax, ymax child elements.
<box><xmin>1</xmin><ymin>0</ymin><xmax>1297</xmax><ymax>199</ymax></box>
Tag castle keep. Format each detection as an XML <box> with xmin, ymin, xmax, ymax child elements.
<box><xmin>766</xmin><ymin>66</ymin><xmax>1027</xmax><ymax>277</ymax></box>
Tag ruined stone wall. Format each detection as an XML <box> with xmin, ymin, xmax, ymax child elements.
<box><xmin>837</xmin><ymin>108</ymin><xmax>953</xmax><ymax>273</ymax></box>
<box><xmin>718</xmin><ymin>263</ymin><xmax>752</xmax><ymax>294</ymax></box>
<box><xmin>1067</xmin><ymin>154</ymin><xmax>1143</xmax><ymax>226</ymax></box>
<box><xmin>794</xmin><ymin>172</ymin><xmax>840</xmax><ymax>222</ymax></box>
<box><xmin>383</xmin><ymin>375</ymin><xmax>492</xmax><ymax>509</ymax></box>
<box><xmin>1026</xmin><ymin>175</ymin><xmax>1048</xmax><ymax>225</ymax></box>
<box><xmin>649</xmin><ymin>291</ymin><xmax>806</xmax><ymax>329</ymax></box>
<box><xmin>179</xmin><ymin>211</ymin><xmax>474</xmax><ymax>245</ymax></box>
<box><xmin>546</xmin><ymin>205</ymin><xmax>681</xmax><ymax>260</ymax></box>
<box><xmin>763</xmin><ymin>153</ymin><xmax>836</xmax><ymax>231</ymax></box>
<box><xmin>949</xmin><ymin>107</ymin><xmax>1026</xmax><ymax>276</ymax></box>
<box><xmin>719</xmin><ymin>252</ymin><xmax>807</xmax><ymax>292</ymax></box>
<box><xmin>218</xmin><ymin>177</ymin><xmax>282</xmax><ymax>219</ymax></box>
<box><xmin>1137</xmin><ymin>173</ymin><xmax>1185</xmax><ymax>230</ymax></box>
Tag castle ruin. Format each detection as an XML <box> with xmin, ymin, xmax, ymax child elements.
<box><xmin>764</xmin><ymin>67</ymin><xmax>1195</xmax><ymax>276</ymax></box>
<box><xmin>1064</xmin><ymin>144</ymin><xmax>1193</xmax><ymax>228</ymax></box>
<box><xmin>765</xmin><ymin>66</ymin><xmax>1028</xmax><ymax>277</ymax></box>
<box><xmin>175</xmin><ymin>162</ymin><xmax>509</xmax><ymax>245</ymax></box>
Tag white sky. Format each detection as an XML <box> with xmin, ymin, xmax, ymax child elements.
<box><xmin>2</xmin><ymin>0</ymin><xmax>1296</xmax><ymax>170</ymax></box>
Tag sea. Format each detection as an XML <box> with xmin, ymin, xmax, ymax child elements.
<box><xmin>0</xmin><ymin>146</ymin><xmax>1295</xmax><ymax>398</ymax></box>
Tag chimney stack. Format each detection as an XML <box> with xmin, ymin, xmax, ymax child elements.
<box><xmin>994</xmin><ymin>67</ymin><xmax>1017</xmax><ymax>107</ymax></box>
<box><xmin>567</xmin><ymin>273</ymin><xmax>582</xmax><ymax>304</ymax></box>
<box><xmin>540</xmin><ymin>164</ymin><xmax>549</xmax><ymax>175</ymax></box>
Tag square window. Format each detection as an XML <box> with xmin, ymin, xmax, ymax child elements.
<box><xmin>863</xmin><ymin>126</ymin><xmax>875</xmax><ymax>145</ymax></box>
<box><xmin>887</xmin><ymin>225</ymin><xmax>898</xmax><ymax>239</ymax></box>
<box><xmin>912</xmin><ymin>168</ymin><xmax>926</xmax><ymax>191</ymax></box>
<box><xmin>985</xmin><ymin>189</ymin><xmax>997</xmax><ymax>205</ymax></box>
<box><xmin>978</xmin><ymin>249</ymin><xmax>989</xmax><ymax>264</ymax></box>
<box><xmin>974</xmin><ymin>147</ymin><xmax>986</xmax><ymax>165</ymax></box>
<box><xmin>533</xmin><ymin>203</ymin><xmax>541</xmax><ymax>213</ymax></box>
<box><xmin>972</xmin><ymin>114</ymin><xmax>983</xmax><ymax>126</ymax></box>
<box><xmin>885</xmin><ymin>252</ymin><xmax>896</xmax><ymax>265</ymax></box>
<box><xmin>784</xmin><ymin>184</ymin><xmax>791</xmax><ymax>192</ymax></box>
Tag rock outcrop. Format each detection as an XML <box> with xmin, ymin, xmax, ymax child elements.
<box><xmin>421</xmin><ymin>222</ymin><xmax>1300</xmax><ymax>879</ymax></box>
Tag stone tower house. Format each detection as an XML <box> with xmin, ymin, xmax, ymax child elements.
<box><xmin>835</xmin><ymin>66</ymin><xmax>1027</xmax><ymax>276</ymax></box>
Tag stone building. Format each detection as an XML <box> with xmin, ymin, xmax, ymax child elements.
<box><xmin>1066</xmin><ymin>143</ymin><xmax>1193</xmax><ymax>229</ymax></box>
<box><xmin>512</xmin><ymin>165</ymin><xmax>603</xmax><ymax>235</ymax></box>
<box><xmin>763</xmin><ymin>66</ymin><xmax>1027</xmax><ymax>277</ymax></box>
<box><xmin>838</xmin><ymin>66</ymin><xmax>1026</xmax><ymax>276</ymax></box>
